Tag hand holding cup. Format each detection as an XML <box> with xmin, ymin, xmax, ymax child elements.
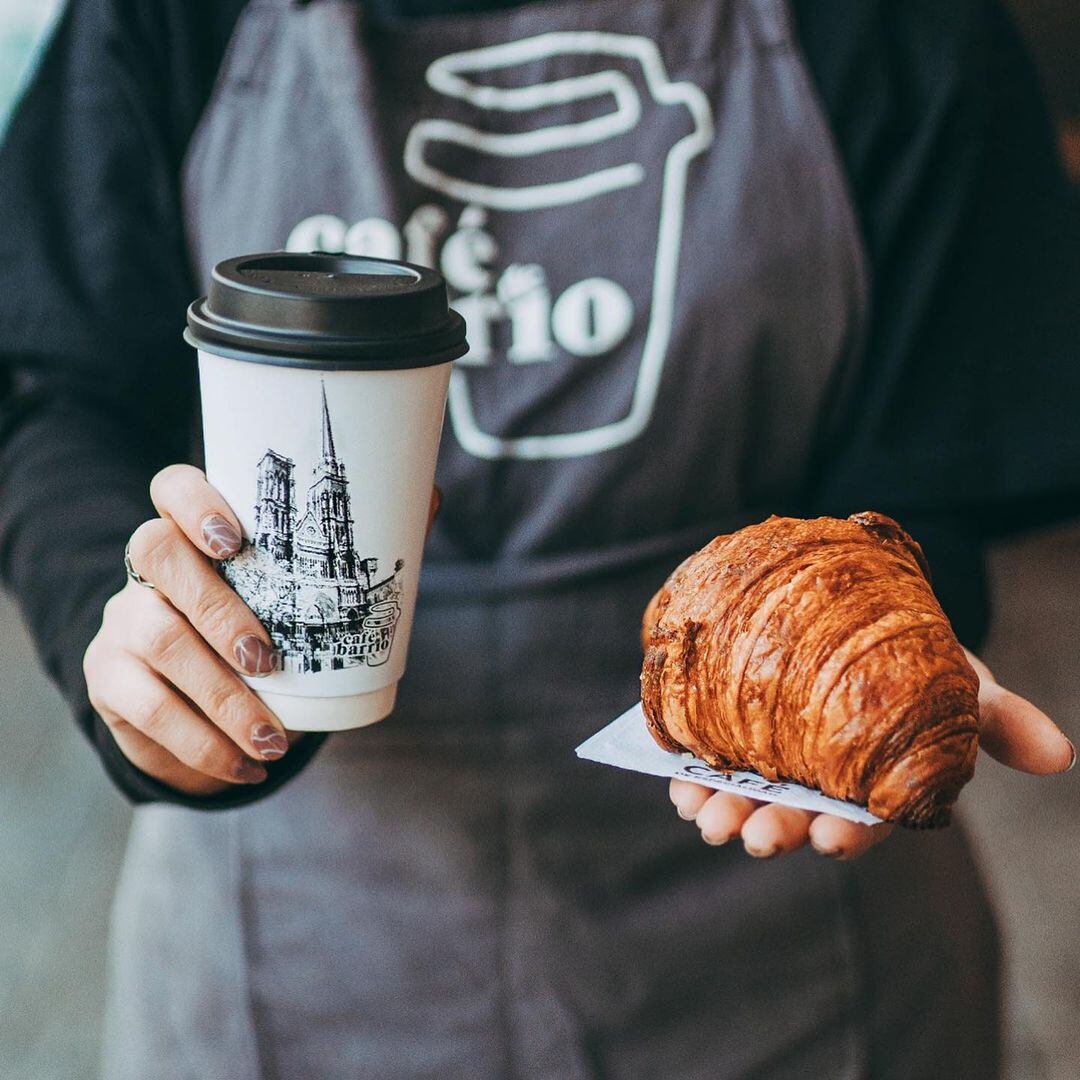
<box><xmin>84</xmin><ymin>465</ymin><xmax>291</xmax><ymax>796</ymax></box>
<box><xmin>85</xmin><ymin>466</ymin><xmax>443</xmax><ymax>796</ymax></box>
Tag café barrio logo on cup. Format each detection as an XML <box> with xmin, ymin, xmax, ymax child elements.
<box><xmin>222</xmin><ymin>383</ymin><xmax>404</xmax><ymax>674</ymax></box>
<box><xmin>286</xmin><ymin>32</ymin><xmax>715</xmax><ymax>461</ymax></box>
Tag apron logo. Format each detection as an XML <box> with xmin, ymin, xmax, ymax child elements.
<box><xmin>287</xmin><ymin>32</ymin><xmax>714</xmax><ymax>460</ymax></box>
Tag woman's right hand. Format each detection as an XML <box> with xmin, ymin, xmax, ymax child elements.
<box><xmin>83</xmin><ymin>465</ymin><xmax>291</xmax><ymax>797</ymax></box>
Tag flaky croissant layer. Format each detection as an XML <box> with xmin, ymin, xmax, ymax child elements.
<box><xmin>641</xmin><ymin>513</ymin><xmax>980</xmax><ymax>828</ymax></box>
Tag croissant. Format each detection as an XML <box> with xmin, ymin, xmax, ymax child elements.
<box><xmin>641</xmin><ymin>512</ymin><xmax>980</xmax><ymax>828</ymax></box>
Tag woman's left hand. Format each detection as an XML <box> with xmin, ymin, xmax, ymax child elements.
<box><xmin>669</xmin><ymin>649</ymin><xmax>1075</xmax><ymax>860</ymax></box>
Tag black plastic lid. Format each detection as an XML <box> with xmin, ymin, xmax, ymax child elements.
<box><xmin>185</xmin><ymin>252</ymin><xmax>468</xmax><ymax>369</ymax></box>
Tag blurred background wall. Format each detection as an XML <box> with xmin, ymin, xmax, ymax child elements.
<box><xmin>0</xmin><ymin>2</ymin><xmax>1077</xmax><ymax>1078</ymax></box>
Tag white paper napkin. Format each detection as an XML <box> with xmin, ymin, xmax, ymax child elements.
<box><xmin>576</xmin><ymin>702</ymin><xmax>882</xmax><ymax>825</ymax></box>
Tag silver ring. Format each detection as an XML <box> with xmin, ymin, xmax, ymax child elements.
<box><xmin>124</xmin><ymin>544</ymin><xmax>157</xmax><ymax>591</ymax></box>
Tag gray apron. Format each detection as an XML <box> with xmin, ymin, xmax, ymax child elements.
<box><xmin>104</xmin><ymin>2</ymin><xmax>1001</xmax><ymax>1077</ymax></box>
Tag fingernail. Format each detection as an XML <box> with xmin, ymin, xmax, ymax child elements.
<box><xmin>1065</xmin><ymin>740</ymin><xmax>1076</xmax><ymax>774</ymax></box>
<box><xmin>676</xmin><ymin>807</ymin><xmax>697</xmax><ymax>821</ymax></box>
<box><xmin>233</xmin><ymin>757</ymin><xmax>267</xmax><ymax>784</ymax></box>
<box><xmin>202</xmin><ymin>514</ymin><xmax>242</xmax><ymax>559</ymax></box>
<box><xmin>703</xmin><ymin>833</ymin><xmax>730</xmax><ymax>846</ymax></box>
<box><xmin>745</xmin><ymin>844</ymin><xmax>778</xmax><ymax>859</ymax></box>
<box><xmin>234</xmin><ymin>635</ymin><xmax>279</xmax><ymax>677</ymax></box>
<box><xmin>251</xmin><ymin>723</ymin><xmax>288</xmax><ymax>761</ymax></box>
<box><xmin>814</xmin><ymin>846</ymin><xmax>844</xmax><ymax>860</ymax></box>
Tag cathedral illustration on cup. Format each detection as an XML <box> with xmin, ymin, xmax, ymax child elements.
<box><xmin>222</xmin><ymin>384</ymin><xmax>403</xmax><ymax>673</ymax></box>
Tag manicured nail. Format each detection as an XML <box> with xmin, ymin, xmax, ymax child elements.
<box><xmin>202</xmin><ymin>514</ymin><xmax>242</xmax><ymax>559</ymax></box>
<box><xmin>1065</xmin><ymin>741</ymin><xmax>1076</xmax><ymax>774</ymax></box>
<box><xmin>233</xmin><ymin>757</ymin><xmax>267</xmax><ymax>784</ymax></box>
<box><xmin>745</xmin><ymin>844</ymin><xmax>779</xmax><ymax>859</ymax></box>
<box><xmin>251</xmin><ymin>723</ymin><xmax>288</xmax><ymax>761</ymax></box>
<box><xmin>814</xmin><ymin>846</ymin><xmax>844</xmax><ymax>859</ymax></box>
<box><xmin>234</xmin><ymin>635</ymin><xmax>279</xmax><ymax>676</ymax></box>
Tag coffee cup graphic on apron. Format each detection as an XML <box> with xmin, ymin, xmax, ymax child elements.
<box><xmin>402</xmin><ymin>32</ymin><xmax>714</xmax><ymax>460</ymax></box>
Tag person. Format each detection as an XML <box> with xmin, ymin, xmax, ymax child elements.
<box><xmin>1</xmin><ymin>0</ymin><xmax>1078</xmax><ymax>1076</ymax></box>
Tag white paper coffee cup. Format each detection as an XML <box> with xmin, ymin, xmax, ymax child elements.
<box><xmin>185</xmin><ymin>253</ymin><xmax>468</xmax><ymax>731</ymax></box>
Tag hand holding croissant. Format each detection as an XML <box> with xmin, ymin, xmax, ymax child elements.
<box><xmin>648</xmin><ymin>514</ymin><xmax>1075</xmax><ymax>859</ymax></box>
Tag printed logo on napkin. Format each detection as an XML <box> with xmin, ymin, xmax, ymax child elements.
<box><xmin>576</xmin><ymin>703</ymin><xmax>882</xmax><ymax>825</ymax></box>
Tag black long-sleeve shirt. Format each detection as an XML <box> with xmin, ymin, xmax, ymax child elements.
<box><xmin>1</xmin><ymin>0</ymin><xmax>1078</xmax><ymax>809</ymax></box>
